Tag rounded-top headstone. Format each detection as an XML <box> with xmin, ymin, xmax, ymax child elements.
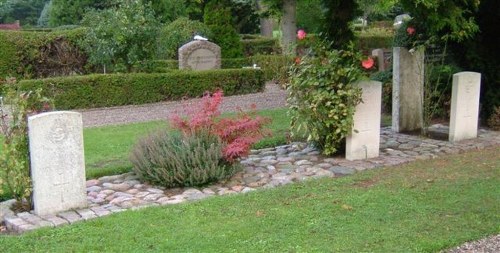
<box><xmin>178</xmin><ymin>40</ymin><xmax>221</xmax><ymax>70</ymax></box>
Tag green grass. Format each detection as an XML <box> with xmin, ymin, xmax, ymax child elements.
<box><xmin>83</xmin><ymin>107</ymin><xmax>292</xmax><ymax>179</ymax></box>
<box><xmin>1</xmin><ymin>147</ymin><xmax>498</xmax><ymax>252</ymax></box>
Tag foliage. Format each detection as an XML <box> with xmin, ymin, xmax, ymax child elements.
<box><xmin>423</xmin><ymin>63</ymin><xmax>462</xmax><ymax>128</ymax></box>
<box><xmin>0</xmin><ymin>0</ymin><xmax>47</xmax><ymax>26</ymax></box>
<box><xmin>155</xmin><ymin>17</ymin><xmax>212</xmax><ymax>60</ymax></box>
<box><xmin>240</xmin><ymin>34</ymin><xmax>281</xmax><ymax>56</ymax></box>
<box><xmin>203</xmin><ymin>0</ymin><xmax>244</xmax><ymax>58</ymax></box>
<box><xmin>288</xmin><ymin>43</ymin><xmax>365</xmax><ymax>155</ymax></box>
<box><xmin>356</xmin><ymin>0</ymin><xmax>398</xmax><ymax>21</ymax></box>
<box><xmin>0</xmin><ymin>79</ymin><xmax>52</xmax><ymax>207</ymax></box>
<box><xmin>355</xmin><ymin>27</ymin><xmax>394</xmax><ymax>53</ymax></box>
<box><xmin>392</xmin><ymin>20</ymin><xmax>425</xmax><ymax>49</ymax></box>
<box><xmin>399</xmin><ymin>0</ymin><xmax>480</xmax><ymax>45</ymax></box>
<box><xmin>487</xmin><ymin>106</ymin><xmax>500</xmax><ymax>131</ymax></box>
<box><xmin>448</xmin><ymin>0</ymin><xmax>499</xmax><ymax>123</ymax></box>
<box><xmin>320</xmin><ymin>0</ymin><xmax>360</xmax><ymax>50</ymax></box>
<box><xmin>146</xmin><ymin>0</ymin><xmax>188</xmax><ymax>23</ymax></box>
<box><xmin>79</xmin><ymin>0</ymin><xmax>159</xmax><ymax>73</ymax></box>
<box><xmin>17</xmin><ymin>69</ymin><xmax>265</xmax><ymax>109</ymax></box>
<box><xmin>296</xmin><ymin>0</ymin><xmax>323</xmax><ymax>33</ymax></box>
<box><xmin>130</xmin><ymin>129</ymin><xmax>237</xmax><ymax>188</ymax></box>
<box><xmin>370</xmin><ymin>69</ymin><xmax>392</xmax><ymax>113</ymax></box>
<box><xmin>153</xmin><ymin>54</ymin><xmax>291</xmax><ymax>82</ymax></box>
<box><xmin>48</xmin><ymin>0</ymin><xmax>114</xmax><ymax>27</ymax></box>
<box><xmin>170</xmin><ymin>90</ymin><xmax>270</xmax><ymax>162</ymax></box>
<box><xmin>36</xmin><ymin>0</ymin><xmax>52</xmax><ymax>27</ymax></box>
<box><xmin>0</xmin><ymin>28</ymin><xmax>88</xmax><ymax>81</ymax></box>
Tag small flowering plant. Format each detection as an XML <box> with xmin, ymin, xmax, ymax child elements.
<box><xmin>170</xmin><ymin>90</ymin><xmax>270</xmax><ymax>162</ymax></box>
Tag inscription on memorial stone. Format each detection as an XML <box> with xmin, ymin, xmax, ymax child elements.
<box><xmin>29</xmin><ymin>111</ymin><xmax>87</xmax><ymax>216</ymax></box>
<box><xmin>178</xmin><ymin>40</ymin><xmax>221</xmax><ymax>70</ymax></box>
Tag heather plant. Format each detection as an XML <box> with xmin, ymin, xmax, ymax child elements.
<box><xmin>288</xmin><ymin>42</ymin><xmax>367</xmax><ymax>155</ymax></box>
<box><xmin>130</xmin><ymin>129</ymin><xmax>237</xmax><ymax>188</ymax></box>
<box><xmin>0</xmin><ymin>78</ymin><xmax>53</xmax><ymax>208</ymax></box>
<box><xmin>130</xmin><ymin>90</ymin><xmax>269</xmax><ymax>187</ymax></box>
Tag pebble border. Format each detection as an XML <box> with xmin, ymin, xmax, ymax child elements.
<box><xmin>2</xmin><ymin>126</ymin><xmax>499</xmax><ymax>233</ymax></box>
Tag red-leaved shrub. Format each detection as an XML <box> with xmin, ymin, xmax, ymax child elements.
<box><xmin>170</xmin><ymin>90</ymin><xmax>270</xmax><ymax>162</ymax></box>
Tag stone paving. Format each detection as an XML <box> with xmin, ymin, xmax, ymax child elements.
<box><xmin>2</xmin><ymin>126</ymin><xmax>499</xmax><ymax>233</ymax></box>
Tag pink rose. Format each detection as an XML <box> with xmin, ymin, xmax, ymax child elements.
<box><xmin>406</xmin><ymin>27</ymin><xmax>416</xmax><ymax>36</ymax></box>
<box><xmin>361</xmin><ymin>57</ymin><xmax>374</xmax><ymax>69</ymax></box>
<box><xmin>297</xmin><ymin>29</ymin><xmax>306</xmax><ymax>40</ymax></box>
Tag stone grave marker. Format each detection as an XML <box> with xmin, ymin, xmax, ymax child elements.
<box><xmin>28</xmin><ymin>111</ymin><xmax>87</xmax><ymax>216</ymax></box>
<box><xmin>449</xmin><ymin>72</ymin><xmax>481</xmax><ymax>142</ymax></box>
<box><xmin>371</xmin><ymin>48</ymin><xmax>392</xmax><ymax>72</ymax></box>
<box><xmin>178</xmin><ymin>40</ymin><xmax>221</xmax><ymax>70</ymax></box>
<box><xmin>392</xmin><ymin>47</ymin><xmax>424</xmax><ymax>133</ymax></box>
<box><xmin>346</xmin><ymin>81</ymin><xmax>382</xmax><ymax>160</ymax></box>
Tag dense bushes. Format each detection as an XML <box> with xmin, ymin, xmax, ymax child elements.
<box><xmin>204</xmin><ymin>0</ymin><xmax>243</xmax><ymax>58</ymax></box>
<box><xmin>130</xmin><ymin>129</ymin><xmax>236</xmax><ymax>188</ymax></box>
<box><xmin>240</xmin><ymin>34</ymin><xmax>281</xmax><ymax>56</ymax></box>
<box><xmin>355</xmin><ymin>28</ymin><xmax>394</xmax><ymax>53</ymax></box>
<box><xmin>0</xmin><ymin>29</ymin><xmax>87</xmax><ymax>80</ymax></box>
<box><xmin>152</xmin><ymin>54</ymin><xmax>292</xmax><ymax>83</ymax></box>
<box><xmin>17</xmin><ymin>69</ymin><xmax>265</xmax><ymax>110</ymax></box>
<box><xmin>131</xmin><ymin>90</ymin><xmax>269</xmax><ymax>188</ymax></box>
<box><xmin>156</xmin><ymin>17</ymin><xmax>213</xmax><ymax>60</ymax></box>
<box><xmin>288</xmin><ymin>44</ymin><xmax>366</xmax><ymax>155</ymax></box>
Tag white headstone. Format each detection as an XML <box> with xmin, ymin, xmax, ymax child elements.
<box><xmin>392</xmin><ymin>47</ymin><xmax>424</xmax><ymax>133</ymax></box>
<box><xmin>28</xmin><ymin>111</ymin><xmax>87</xmax><ymax>216</ymax></box>
<box><xmin>346</xmin><ymin>81</ymin><xmax>382</xmax><ymax>160</ymax></box>
<box><xmin>371</xmin><ymin>48</ymin><xmax>392</xmax><ymax>72</ymax></box>
<box><xmin>178</xmin><ymin>40</ymin><xmax>221</xmax><ymax>70</ymax></box>
<box><xmin>449</xmin><ymin>72</ymin><xmax>481</xmax><ymax>142</ymax></box>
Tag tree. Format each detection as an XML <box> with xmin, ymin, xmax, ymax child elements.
<box><xmin>79</xmin><ymin>0</ymin><xmax>159</xmax><ymax>72</ymax></box>
<box><xmin>204</xmin><ymin>0</ymin><xmax>243</xmax><ymax>58</ymax></box>
<box><xmin>48</xmin><ymin>0</ymin><xmax>115</xmax><ymax>27</ymax></box>
<box><xmin>0</xmin><ymin>0</ymin><xmax>48</xmax><ymax>26</ymax></box>
<box><xmin>356</xmin><ymin>0</ymin><xmax>398</xmax><ymax>22</ymax></box>
<box><xmin>321</xmin><ymin>0</ymin><xmax>360</xmax><ymax>50</ymax></box>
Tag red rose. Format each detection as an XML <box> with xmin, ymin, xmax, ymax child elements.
<box><xmin>406</xmin><ymin>27</ymin><xmax>416</xmax><ymax>35</ymax></box>
<box><xmin>361</xmin><ymin>57</ymin><xmax>374</xmax><ymax>69</ymax></box>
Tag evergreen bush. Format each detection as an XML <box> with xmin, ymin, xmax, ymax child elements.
<box><xmin>156</xmin><ymin>17</ymin><xmax>213</xmax><ymax>60</ymax></box>
<box><xmin>203</xmin><ymin>0</ymin><xmax>243</xmax><ymax>58</ymax></box>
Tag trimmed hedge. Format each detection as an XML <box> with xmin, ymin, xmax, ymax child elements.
<box><xmin>240</xmin><ymin>34</ymin><xmax>281</xmax><ymax>56</ymax></box>
<box><xmin>17</xmin><ymin>69</ymin><xmax>264</xmax><ymax>110</ymax></box>
<box><xmin>152</xmin><ymin>54</ymin><xmax>292</xmax><ymax>82</ymax></box>
<box><xmin>355</xmin><ymin>28</ymin><xmax>394</xmax><ymax>53</ymax></box>
<box><xmin>0</xmin><ymin>29</ymin><xmax>88</xmax><ymax>80</ymax></box>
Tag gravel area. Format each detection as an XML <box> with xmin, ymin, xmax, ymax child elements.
<box><xmin>78</xmin><ymin>82</ymin><xmax>287</xmax><ymax>128</ymax></box>
<box><xmin>445</xmin><ymin>234</ymin><xmax>500</xmax><ymax>253</ymax></box>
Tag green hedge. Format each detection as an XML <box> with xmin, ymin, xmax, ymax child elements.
<box><xmin>152</xmin><ymin>54</ymin><xmax>292</xmax><ymax>82</ymax></box>
<box><xmin>240</xmin><ymin>34</ymin><xmax>281</xmax><ymax>56</ymax></box>
<box><xmin>0</xmin><ymin>29</ymin><xmax>88</xmax><ymax>80</ymax></box>
<box><xmin>355</xmin><ymin>28</ymin><xmax>394</xmax><ymax>53</ymax></box>
<box><xmin>17</xmin><ymin>69</ymin><xmax>264</xmax><ymax>110</ymax></box>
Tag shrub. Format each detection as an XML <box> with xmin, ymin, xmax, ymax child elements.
<box><xmin>240</xmin><ymin>35</ymin><xmax>281</xmax><ymax>56</ymax></box>
<box><xmin>130</xmin><ymin>129</ymin><xmax>237</xmax><ymax>188</ymax></box>
<box><xmin>131</xmin><ymin>90</ymin><xmax>269</xmax><ymax>188</ymax></box>
<box><xmin>0</xmin><ymin>29</ymin><xmax>87</xmax><ymax>81</ymax></box>
<box><xmin>370</xmin><ymin>69</ymin><xmax>392</xmax><ymax>113</ymax></box>
<box><xmin>170</xmin><ymin>90</ymin><xmax>270</xmax><ymax>162</ymax></box>
<box><xmin>204</xmin><ymin>0</ymin><xmax>244</xmax><ymax>58</ymax></box>
<box><xmin>17</xmin><ymin>69</ymin><xmax>265</xmax><ymax>110</ymax></box>
<box><xmin>0</xmin><ymin>80</ymin><xmax>53</xmax><ymax>208</ymax></box>
<box><xmin>288</xmin><ymin>43</ymin><xmax>366</xmax><ymax>155</ymax></box>
<box><xmin>487</xmin><ymin>106</ymin><xmax>500</xmax><ymax>131</ymax></box>
<box><xmin>155</xmin><ymin>17</ymin><xmax>213</xmax><ymax>60</ymax></box>
<box><xmin>79</xmin><ymin>1</ymin><xmax>159</xmax><ymax>73</ymax></box>
<box><xmin>355</xmin><ymin>28</ymin><xmax>394</xmax><ymax>53</ymax></box>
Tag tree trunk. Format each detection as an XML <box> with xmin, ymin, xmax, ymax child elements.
<box><xmin>281</xmin><ymin>0</ymin><xmax>296</xmax><ymax>55</ymax></box>
<box><xmin>256</xmin><ymin>0</ymin><xmax>274</xmax><ymax>37</ymax></box>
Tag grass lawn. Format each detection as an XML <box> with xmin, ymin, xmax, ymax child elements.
<box><xmin>1</xmin><ymin>147</ymin><xmax>498</xmax><ymax>252</ymax></box>
<box><xmin>83</xmin><ymin>107</ymin><xmax>293</xmax><ymax>179</ymax></box>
